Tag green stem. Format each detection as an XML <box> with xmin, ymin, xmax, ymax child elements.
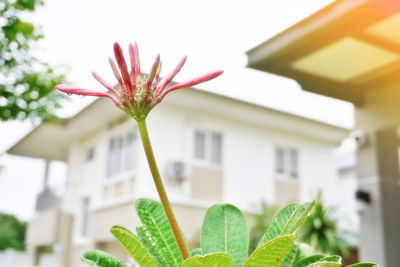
<box><xmin>136</xmin><ymin>119</ymin><xmax>190</xmax><ymax>260</ymax></box>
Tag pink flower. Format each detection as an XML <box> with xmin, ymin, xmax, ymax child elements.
<box><xmin>56</xmin><ymin>42</ymin><xmax>223</xmax><ymax>120</ymax></box>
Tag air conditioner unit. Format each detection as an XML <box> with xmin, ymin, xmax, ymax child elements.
<box><xmin>165</xmin><ymin>160</ymin><xmax>191</xmax><ymax>183</ymax></box>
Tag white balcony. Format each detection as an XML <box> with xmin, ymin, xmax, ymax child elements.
<box><xmin>90</xmin><ymin>198</ymin><xmax>208</xmax><ymax>246</ymax></box>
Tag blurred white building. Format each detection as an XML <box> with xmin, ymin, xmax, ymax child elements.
<box><xmin>7</xmin><ymin>87</ymin><xmax>352</xmax><ymax>266</ymax></box>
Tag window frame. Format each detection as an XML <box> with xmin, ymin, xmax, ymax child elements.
<box><xmin>192</xmin><ymin>128</ymin><xmax>224</xmax><ymax>166</ymax></box>
<box><xmin>85</xmin><ymin>147</ymin><xmax>95</xmax><ymax>162</ymax></box>
<box><xmin>106</xmin><ymin>123</ymin><xmax>139</xmax><ymax>180</ymax></box>
<box><xmin>274</xmin><ymin>145</ymin><xmax>299</xmax><ymax>179</ymax></box>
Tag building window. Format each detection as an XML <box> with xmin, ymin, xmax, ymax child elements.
<box><xmin>337</xmin><ymin>166</ymin><xmax>355</xmax><ymax>176</ymax></box>
<box><xmin>275</xmin><ymin>147</ymin><xmax>284</xmax><ymax>174</ymax></box>
<box><xmin>289</xmin><ymin>149</ymin><xmax>298</xmax><ymax>178</ymax></box>
<box><xmin>275</xmin><ymin>146</ymin><xmax>299</xmax><ymax>178</ymax></box>
<box><xmin>81</xmin><ymin>197</ymin><xmax>90</xmax><ymax>237</ymax></box>
<box><xmin>106</xmin><ymin>129</ymin><xmax>137</xmax><ymax>178</ymax></box>
<box><xmin>193</xmin><ymin>130</ymin><xmax>223</xmax><ymax>165</ymax></box>
<box><xmin>122</xmin><ymin>130</ymin><xmax>137</xmax><ymax>171</ymax></box>
<box><xmin>194</xmin><ymin>131</ymin><xmax>206</xmax><ymax>160</ymax></box>
<box><xmin>211</xmin><ymin>132</ymin><xmax>223</xmax><ymax>164</ymax></box>
<box><xmin>86</xmin><ymin>147</ymin><xmax>95</xmax><ymax>161</ymax></box>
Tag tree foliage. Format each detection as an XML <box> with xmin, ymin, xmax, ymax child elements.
<box><xmin>0</xmin><ymin>0</ymin><xmax>66</xmax><ymax>122</ymax></box>
<box><xmin>0</xmin><ymin>212</ymin><xmax>27</xmax><ymax>251</ymax></box>
<box><xmin>300</xmin><ymin>192</ymin><xmax>351</xmax><ymax>256</ymax></box>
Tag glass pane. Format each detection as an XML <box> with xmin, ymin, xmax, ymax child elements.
<box><xmin>106</xmin><ymin>138</ymin><xmax>115</xmax><ymax>178</ymax></box>
<box><xmin>115</xmin><ymin>136</ymin><xmax>123</xmax><ymax>174</ymax></box>
<box><xmin>275</xmin><ymin>147</ymin><xmax>284</xmax><ymax>174</ymax></box>
<box><xmin>123</xmin><ymin>130</ymin><xmax>137</xmax><ymax>171</ymax></box>
<box><xmin>289</xmin><ymin>149</ymin><xmax>298</xmax><ymax>178</ymax></box>
<box><xmin>211</xmin><ymin>132</ymin><xmax>223</xmax><ymax>164</ymax></box>
<box><xmin>81</xmin><ymin>197</ymin><xmax>90</xmax><ymax>236</ymax></box>
<box><xmin>194</xmin><ymin>130</ymin><xmax>206</xmax><ymax>160</ymax></box>
<box><xmin>86</xmin><ymin>147</ymin><xmax>95</xmax><ymax>161</ymax></box>
<box><xmin>107</xmin><ymin>136</ymin><xmax>123</xmax><ymax>178</ymax></box>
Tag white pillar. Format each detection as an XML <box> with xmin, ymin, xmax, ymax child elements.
<box><xmin>356</xmin><ymin>127</ymin><xmax>400</xmax><ymax>267</ymax></box>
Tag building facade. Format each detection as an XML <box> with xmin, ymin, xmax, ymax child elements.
<box><xmin>8</xmin><ymin>88</ymin><xmax>350</xmax><ymax>266</ymax></box>
<box><xmin>246</xmin><ymin>1</ymin><xmax>400</xmax><ymax>265</ymax></box>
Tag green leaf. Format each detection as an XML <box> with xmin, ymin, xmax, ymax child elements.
<box><xmin>294</xmin><ymin>253</ymin><xmax>342</xmax><ymax>267</ymax></box>
<box><xmin>294</xmin><ymin>255</ymin><xmax>325</xmax><ymax>267</ymax></box>
<box><xmin>14</xmin><ymin>0</ymin><xmax>38</xmax><ymax>11</ymax></box>
<box><xmin>306</xmin><ymin>262</ymin><xmax>341</xmax><ymax>267</ymax></box>
<box><xmin>136</xmin><ymin>226</ymin><xmax>167</xmax><ymax>266</ymax></box>
<box><xmin>244</xmin><ymin>234</ymin><xmax>296</xmax><ymax>267</ymax></box>
<box><xmin>190</xmin><ymin>248</ymin><xmax>203</xmax><ymax>257</ymax></box>
<box><xmin>135</xmin><ymin>198</ymin><xmax>183</xmax><ymax>267</ymax></box>
<box><xmin>182</xmin><ymin>252</ymin><xmax>234</xmax><ymax>267</ymax></box>
<box><xmin>15</xmin><ymin>21</ymin><xmax>34</xmax><ymax>37</ymax></box>
<box><xmin>287</xmin><ymin>202</ymin><xmax>315</xmax><ymax>234</ymax></box>
<box><xmin>201</xmin><ymin>204</ymin><xmax>249</xmax><ymax>267</ymax></box>
<box><xmin>258</xmin><ymin>203</ymin><xmax>298</xmax><ymax>246</ymax></box>
<box><xmin>346</xmin><ymin>264</ymin><xmax>379</xmax><ymax>267</ymax></box>
<box><xmin>321</xmin><ymin>256</ymin><xmax>341</xmax><ymax>263</ymax></box>
<box><xmin>109</xmin><ymin>225</ymin><xmax>159</xmax><ymax>267</ymax></box>
<box><xmin>281</xmin><ymin>243</ymin><xmax>300</xmax><ymax>267</ymax></box>
<box><xmin>81</xmin><ymin>250</ymin><xmax>126</xmax><ymax>267</ymax></box>
<box><xmin>259</xmin><ymin>202</ymin><xmax>315</xmax><ymax>246</ymax></box>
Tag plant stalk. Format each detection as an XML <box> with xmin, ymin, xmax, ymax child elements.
<box><xmin>136</xmin><ymin>119</ymin><xmax>190</xmax><ymax>260</ymax></box>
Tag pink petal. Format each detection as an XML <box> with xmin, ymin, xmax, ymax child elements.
<box><xmin>55</xmin><ymin>84</ymin><xmax>123</xmax><ymax>109</ymax></box>
<box><xmin>129</xmin><ymin>43</ymin><xmax>137</xmax><ymax>85</ymax></box>
<box><xmin>146</xmin><ymin>54</ymin><xmax>161</xmax><ymax>92</ymax></box>
<box><xmin>156</xmin><ymin>55</ymin><xmax>187</xmax><ymax>94</ymax></box>
<box><xmin>133</xmin><ymin>42</ymin><xmax>140</xmax><ymax>76</ymax></box>
<box><xmin>159</xmin><ymin>70</ymin><xmax>223</xmax><ymax>99</ymax></box>
<box><xmin>91</xmin><ymin>71</ymin><xmax>120</xmax><ymax>96</ymax></box>
<box><xmin>109</xmin><ymin>57</ymin><xmax>126</xmax><ymax>91</ymax></box>
<box><xmin>154</xmin><ymin>60</ymin><xmax>162</xmax><ymax>84</ymax></box>
<box><xmin>113</xmin><ymin>42</ymin><xmax>132</xmax><ymax>92</ymax></box>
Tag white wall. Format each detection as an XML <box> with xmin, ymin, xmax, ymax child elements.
<box><xmin>63</xmin><ymin>91</ymin><xmax>355</xmax><ymax>245</ymax></box>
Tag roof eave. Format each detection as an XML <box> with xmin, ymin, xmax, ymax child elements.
<box><xmin>246</xmin><ymin>0</ymin><xmax>396</xmax><ymax>106</ymax></box>
<box><xmin>247</xmin><ymin>0</ymin><xmax>369</xmax><ymax>68</ymax></box>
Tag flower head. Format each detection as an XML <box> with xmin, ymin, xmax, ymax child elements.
<box><xmin>56</xmin><ymin>42</ymin><xmax>223</xmax><ymax>120</ymax></box>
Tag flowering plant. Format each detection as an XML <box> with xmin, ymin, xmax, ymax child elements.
<box><xmin>57</xmin><ymin>41</ymin><xmax>222</xmax><ymax>260</ymax></box>
<box><xmin>56</xmin><ymin>42</ymin><xmax>377</xmax><ymax>267</ymax></box>
<box><xmin>56</xmin><ymin>42</ymin><xmax>222</xmax><ymax>121</ymax></box>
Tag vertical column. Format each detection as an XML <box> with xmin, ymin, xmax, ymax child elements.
<box><xmin>375</xmin><ymin>128</ymin><xmax>400</xmax><ymax>267</ymax></box>
<box><xmin>59</xmin><ymin>144</ymin><xmax>81</xmax><ymax>266</ymax></box>
<box><xmin>33</xmin><ymin>246</ymin><xmax>40</xmax><ymax>266</ymax></box>
<box><xmin>356</xmin><ymin>127</ymin><xmax>400</xmax><ymax>267</ymax></box>
<box><xmin>43</xmin><ymin>159</ymin><xmax>51</xmax><ymax>191</ymax></box>
<box><xmin>59</xmin><ymin>213</ymin><xmax>73</xmax><ymax>267</ymax></box>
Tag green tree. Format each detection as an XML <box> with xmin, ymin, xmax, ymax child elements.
<box><xmin>0</xmin><ymin>213</ymin><xmax>27</xmax><ymax>251</ymax></box>
<box><xmin>300</xmin><ymin>191</ymin><xmax>351</xmax><ymax>256</ymax></box>
<box><xmin>0</xmin><ymin>0</ymin><xmax>66</xmax><ymax>122</ymax></box>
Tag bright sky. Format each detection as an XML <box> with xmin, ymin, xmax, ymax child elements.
<box><xmin>0</xmin><ymin>0</ymin><xmax>353</xmax><ymax>220</ymax></box>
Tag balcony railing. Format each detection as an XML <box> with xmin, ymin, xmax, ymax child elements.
<box><xmin>27</xmin><ymin>188</ymin><xmax>71</xmax><ymax>246</ymax></box>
